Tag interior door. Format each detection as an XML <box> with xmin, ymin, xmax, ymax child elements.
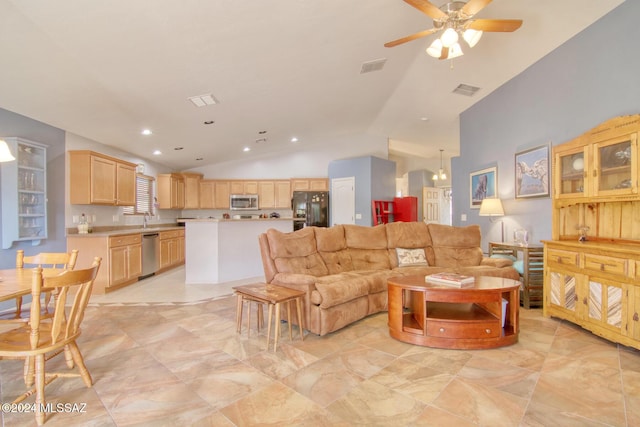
<box><xmin>330</xmin><ymin>177</ymin><xmax>355</xmax><ymax>225</ymax></box>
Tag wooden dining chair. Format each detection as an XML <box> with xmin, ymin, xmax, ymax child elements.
<box><xmin>0</xmin><ymin>257</ymin><xmax>101</xmax><ymax>426</ymax></box>
<box><xmin>5</xmin><ymin>249</ymin><xmax>79</xmax><ymax>321</ymax></box>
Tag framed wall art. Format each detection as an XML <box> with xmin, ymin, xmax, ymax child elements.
<box><xmin>515</xmin><ymin>144</ymin><xmax>550</xmax><ymax>199</ymax></box>
<box><xmin>470</xmin><ymin>166</ymin><xmax>497</xmax><ymax>208</ymax></box>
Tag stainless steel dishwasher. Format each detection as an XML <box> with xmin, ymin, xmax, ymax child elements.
<box><xmin>141</xmin><ymin>233</ymin><xmax>159</xmax><ymax>279</ymax></box>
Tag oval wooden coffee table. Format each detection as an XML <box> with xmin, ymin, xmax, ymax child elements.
<box><xmin>388</xmin><ymin>275</ymin><xmax>520</xmax><ymax>349</ymax></box>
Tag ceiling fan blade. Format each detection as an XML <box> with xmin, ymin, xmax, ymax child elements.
<box><xmin>439</xmin><ymin>46</ymin><xmax>449</xmax><ymax>60</ymax></box>
<box><xmin>468</xmin><ymin>19</ymin><xmax>523</xmax><ymax>32</ymax></box>
<box><xmin>403</xmin><ymin>0</ymin><xmax>447</xmax><ymax>20</ymax></box>
<box><xmin>384</xmin><ymin>28</ymin><xmax>438</xmax><ymax>48</ymax></box>
<box><xmin>461</xmin><ymin>0</ymin><xmax>493</xmax><ymax>17</ymax></box>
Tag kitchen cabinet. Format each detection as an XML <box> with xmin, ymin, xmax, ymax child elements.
<box><xmin>109</xmin><ymin>234</ymin><xmax>142</xmax><ymax>287</ymax></box>
<box><xmin>258</xmin><ymin>181</ymin><xmax>275</xmax><ymax>208</ymax></box>
<box><xmin>199</xmin><ymin>179</ymin><xmax>216</xmax><ymax>209</ymax></box>
<box><xmin>1</xmin><ymin>138</ymin><xmax>48</xmax><ymax>249</ymax></box>
<box><xmin>67</xmin><ymin>233</ymin><xmax>143</xmax><ymax>294</ymax></box>
<box><xmin>159</xmin><ymin>229</ymin><xmax>185</xmax><ymax>271</ymax></box>
<box><xmin>545</xmin><ymin>115</ymin><xmax>640</xmax><ymax>351</ymax></box>
<box><xmin>214</xmin><ymin>181</ymin><xmax>230</xmax><ymax>208</ymax></box>
<box><xmin>157</xmin><ymin>173</ymin><xmax>185</xmax><ymax>209</ymax></box>
<box><xmin>275</xmin><ymin>180</ymin><xmax>292</xmax><ymax>208</ymax></box>
<box><xmin>69</xmin><ymin>151</ymin><xmax>136</xmax><ymax>206</ymax></box>
<box><xmin>182</xmin><ymin>172</ymin><xmax>202</xmax><ymax>209</ymax></box>
<box><xmin>291</xmin><ymin>178</ymin><xmax>328</xmax><ymax>193</ymax></box>
<box><xmin>230</xmin><ymin>180</ymin><xmax>258</xmax><ymax>194</ymax></box>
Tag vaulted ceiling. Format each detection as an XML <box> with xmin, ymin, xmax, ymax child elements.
<box><xmin>0</xmin><ymin>0</ymin><xmax>624</xmax><ymax>170</ymax></box>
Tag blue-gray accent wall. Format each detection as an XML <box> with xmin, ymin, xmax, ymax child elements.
<box><xmin>328</xmin><ymin>156</ymin><xmax>396</xmax><ymax>226</ymax></box>
<box><xmin>452</xmin><ymin>0</ymin><xmax>638</xmax><ymax>251</ymax></box>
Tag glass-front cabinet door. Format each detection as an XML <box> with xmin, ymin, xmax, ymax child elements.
<box><xmin>1</xmin><ymin>137</ymin><xmax>48</xmax><ymax>249</ymax></box>
<box><xmin>555</xmin><ymin>145</ymin><xmax>588</xmax><ymax>198</ymax></box>
<box><xmin>593</xmin><ymin>133</ymin><xmax>637</xmax><ymax>197</ymax></box>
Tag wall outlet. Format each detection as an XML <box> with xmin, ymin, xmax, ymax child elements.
<box><xmin>461</xmin><ymin>214</ymin><xmax>467</xmax><ymax>222</ymax></box>
<box><xmin>72</xmin><ymin>215</ymin><xmax>79</xmax><ymax>224</ymax></box>
<box><xmin>91</xmin><ymin>214</ymin><xmax>96</xmax><ymax>223</ymax></box>
<box><xmin>112</xmin><ymin>215</ymin><xmax>119</xmax><ymax>222</ymax></box>
<box><xmin>355</xmin><ymin>213</ymin><xmax>362</xmax><ymax>219</ymax></box>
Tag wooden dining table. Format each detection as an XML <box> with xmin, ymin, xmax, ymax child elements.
<box><xmin>0</xmin><ymin>268</ymin><xmax>63</xmax><ymax>303</ymax></box>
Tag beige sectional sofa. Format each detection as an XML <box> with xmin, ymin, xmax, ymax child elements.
<box><xmin>258</xmin><ymin>222</ymin><xmax>519</xmax><ymax>336</ymax></box>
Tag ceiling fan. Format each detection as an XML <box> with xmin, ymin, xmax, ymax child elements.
<box><xmin>385</xmin><ymin>0</ymin><xmax>522</xmax><ymax>60</ymax></box>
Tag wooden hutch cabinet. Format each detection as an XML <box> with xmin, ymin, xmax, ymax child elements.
<box><xmin>545</xmin><ymin>115</ymin><xmax>640</xmax><ymax>350</ymax></box>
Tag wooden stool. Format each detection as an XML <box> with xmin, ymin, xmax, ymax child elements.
<box><xmin>233</xmin><ymin>283</ymin><xmax>305</xmax><ymax>351</ymax></box>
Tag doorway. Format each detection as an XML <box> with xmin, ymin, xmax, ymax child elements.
<box><xmin>331</xmin><ymin>177</ymin><xmax>355</xmax><ymax>225</ymax></box>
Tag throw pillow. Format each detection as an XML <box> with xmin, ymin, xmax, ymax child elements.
<box><xmin>396</xmin><ymin>248</ymin><xmax>428</xmax><ymax>267</ymax></box>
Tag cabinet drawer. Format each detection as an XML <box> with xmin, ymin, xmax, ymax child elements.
<box><xmin>109</xmin><ymin>234</ymin><xmax>142</xmax><ymax>247</ymax></box>
<box><xmin>584</xmin><ymin>253</ymin><xmax>628</xmax><ymax>276</ymax></box>
<box><xmin>160</xmin><ymin>230</ymin><xmax>184</xmax><ymax>240</ymax></box>
<box><xmin>426</xmin><ymin>319</ymin><xmax>500</xmax><ymax>339</ymax></box>
<box><xmin>547</xmin><ymin>248</ymin><xmax>579</xmax><ymax>266</ymax></box>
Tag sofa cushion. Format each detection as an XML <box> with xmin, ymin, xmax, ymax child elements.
<box><xmin>385</xmin><ymin>221</ymin><xmax>435</xmax><ymax>266</ymax></box>
<box><xmin>428</xmin><ymin>223</ymin><xmax>484</xmax><ymax>267</ymax></box>
<box><xmin>266</xmin><ymin>228</ymin><xmax>329</xmax><ymax>276</ymax></box>
<box><xmin>315</xmin><ymin>225</ymin><xmax>354</xmax><ymax>274</ymax></box>
<box><xmin>314</xmin><ymin>274</ymin><xmax>370</xmax><ymax>309</ymax></box>
<box><xmin>344</xmin><ymin>224</ymin><xmax>390</xmax><ymax>270</ymax></box>
<box><xmin>345</xmin><ymin>270</ymin><xmax>394</xmax><ymax>294</ymax></box>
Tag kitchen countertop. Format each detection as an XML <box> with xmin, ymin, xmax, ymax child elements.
<box><xmin>67</xmin><ymin>226</ymin><xmax>184</xmax><ymax>238</ymax></box>
<box><xmin>182</xmin><ymin>217</ymin><xmax>293</xmax><ymax>222</ymax></box>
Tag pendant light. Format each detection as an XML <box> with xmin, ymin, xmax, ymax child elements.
<box><xmin>432</xmin><ymin>149</ymin><xmax>447</xmax><ymax>181</ymax></box>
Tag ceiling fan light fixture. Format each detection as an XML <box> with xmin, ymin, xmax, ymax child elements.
<box><xmin>426</xmin><ymin>38</ymin><xmax>443</xmax><ymax>58</ymax></box>
<box><xmin>463</xmin><ymin>28</ymin><xmax>483</xmax><ymax>48</ymax></box>
<box><xmin>440</xmin><ymin>28</ymin><xmax>459</xmax><ymax>48</ymax></box>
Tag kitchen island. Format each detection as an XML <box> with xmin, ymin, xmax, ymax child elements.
<box><xmin>183</xmin><ymin>218</ymin><xmax>293</xmax><ymax>284</ymax></box>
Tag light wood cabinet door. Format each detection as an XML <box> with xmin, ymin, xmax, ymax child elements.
<box><xmin>229</xmin><ymin>181</ymin><xmax>244</xmax><ymax>194</ymax></box>
<box><xmin>199</xmin><ymin>180</ymin><xmax>215</xmax><ymax>209</ymax></box>
<box><xmin>214</xmin><ymin>181</ymin><xmax>230</xmax><ymax>208</ymax></box>
<box><xmin>158</xmin><ymin>174</ymin><xmax>185</xmax><ymax>209</ymax></box>
<box><xmin>291</xmin><ymin>179</ymin><xmax>310</xmax><ymax>192</ymax></box>
<box><xmin>258</xmin><ymin>181</ymin><xmax>275</xmax><ymax>208</ymax></box>
<box><xmin>128</xmin><ymin>243</ymin><xmax>143</xmax><ymax>279</ymax></box>
<box><xmin>309</xmin><ymin>178</ymin><xmax>329</xmax><ymax>191</ymax></box>
<box><xmin>275</xmin><ymin>180</ymin><xmax>292</xmax><ymax>209</ymax></box>
<box><xmin>244</xmin><ymin>181</ymin><xmax>258</xmax><ymax>194</ymax></box>
<box><xmin>90</xmin><ymin>155</ymin><xmax>117</xmax><ymax>204</ymax></box>
<box><xmin>109</xmin><ymin>245</ymin><xmax>128</xmax><ymax>286</ymax></box>
<box><xmin>116</xmin><ymin>162</ymin><xmax>136</xmax><ymax>206</ymax></box>
<box><xmin>183</xmin><ymin>173</ymin><xmax>202</xmax><ymax>209</ymax></box>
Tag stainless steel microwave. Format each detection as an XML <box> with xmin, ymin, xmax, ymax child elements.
<box><xmin>230</xmin><ymin>194</ymin><xmax>259</xmax><ymax>210</ymax></box>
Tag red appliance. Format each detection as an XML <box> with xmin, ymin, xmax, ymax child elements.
<box><xmin>393</xmin><ymin>196</ymin><xmax>418</xmax><ymax>222</ymax></box>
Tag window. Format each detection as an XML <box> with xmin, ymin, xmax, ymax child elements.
<box><xmin>123</xmin><ymin>174</ymin><xmax>155</xmax><ymax>215</ymax></box>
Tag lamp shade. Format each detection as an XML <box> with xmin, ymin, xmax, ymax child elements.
<box><xmin>440</xmin><ymin>28</ymin><xmax>459</xmax><ymax>48</ymax></box>
<box><xmin>463</xmin><ymin>29</ymin><xmax>483</xmax><ymax>48</ymax></box>
<box><xmin>426</xmin><ymin>38</ymin><xmax>443</xmax><ymax>58</ymax></box>
<box><xmin>0</xmin><ymin>139</ymin><xmax>16</xmax><ymax>162</ymax></box>
<box><xmin>479</xmin><ymin>198</ymin><xmax>504</xmax><ymax>216</ymax></box>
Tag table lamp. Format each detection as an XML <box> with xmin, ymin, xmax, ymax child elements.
<box><xmin>479</xmin><ymin>197</ymin><xmax>505</xmax><ymax>242</ymax></box>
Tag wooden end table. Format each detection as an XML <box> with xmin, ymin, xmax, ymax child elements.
<box><xmin>233</xmin><ymin>283</ymin><xmax>305</xmax><ymax>351</ymax></box>
<box><xmin>387</xmin><ymin>275</ymin><xmax>520</xmax><ymax>349</ymax></box>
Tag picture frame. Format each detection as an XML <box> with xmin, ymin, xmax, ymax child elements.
<box><xmin>515</xmin><ymin>144</ymin><xmax>550</xmax><ymax>199</ymax></box>
<box><xmin>470</xmin><ymin>166</ymin><xmax>497</xmax><ymax>208</ymax></box>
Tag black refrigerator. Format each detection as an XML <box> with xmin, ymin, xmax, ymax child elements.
<box><xmin>292</xmin><ymin>191</ymin><xmax>329</xmax><ymax>231</ymax></box>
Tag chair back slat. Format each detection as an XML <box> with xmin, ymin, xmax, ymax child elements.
<box><xmin>29</xmin><ymin>268</ymin><xmax>43</xmax><ymax>349</ymax></box>
<box><xmin>17</xmin><ymin>249</ymin><xmax>79</xmax><ymax>270</ymax></box>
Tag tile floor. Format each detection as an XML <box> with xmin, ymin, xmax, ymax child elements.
<box><xmin>1</xmin><ymin>267</ymin><xmax>639</xmax><ymax>426</ymax></box>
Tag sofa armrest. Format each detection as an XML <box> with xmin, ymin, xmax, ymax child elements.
<box><xmin>271</xmin><ymin>273</ymin><xmax>317</xmax><ymax>293</ymax></box>
<box><xmin>481</xmin><ymin>257</ymin><xmax>513</xmax><ymax>268</ymax></box>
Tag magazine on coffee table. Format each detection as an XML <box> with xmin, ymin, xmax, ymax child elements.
<box><xmin>425</xmin><ymin>273</ymin><xmax>475</xmax><ymax>287</ymax></box>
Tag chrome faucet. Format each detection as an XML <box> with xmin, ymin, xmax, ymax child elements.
<box><xmin>143</xmin><ymin>211</ymin><xmax>151</xmax><ymax>229</ymax></box>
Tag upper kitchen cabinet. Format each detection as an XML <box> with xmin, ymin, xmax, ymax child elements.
<box><xmin>230</xmin><ymin>180</ymin><xmax>258</xmax><ymax>194</ymax></box>
<box><xmin>157</xmin><ymin>173</ymin><xmax>185</xmax><ymax>209</ymax></box>
<box><xmin>199</xmin><ymin>179</ymin><xmax>215</xmax><ymax>209</ymax></box>
<box><xmin>1</xmin><ymin>138</ymin><xmax>48</xmax><ymax>249</ymax></box>
<box><xmin>69</xmin><ymin>151</ymin><xmax>136</xmax><ymax>206</ymax></box>
<box><xmin>181</xmin><ymin>172</ymin><xmax>202</xmax><ymax>209</ymax></box>
<box><xmin>291</xmin><ymin>178</ymin><xmax>329</xmax><ymax>193</ymax></box>
<box><xmin>214</xmin><ymin>181</ymin><xmax>231</xmax><ymax>208</ymax></box>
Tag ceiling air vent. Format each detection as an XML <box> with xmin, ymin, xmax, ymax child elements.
<box><xmin>452</xmin><ymin>84</ymin><xmax>481</xmax><ymax>97</ymax></box>
<box><xmin>360</xmin><ymin>58</ymin><xmax>387</xmax><ymax>74</ymax></box>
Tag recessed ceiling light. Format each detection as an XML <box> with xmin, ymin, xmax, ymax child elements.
<box><xmin>153</xmin><ymin>150</ymin><xmax>162</xmax><ymax>155</ymax></box>
<box><xmin>243</xmin><ymin>147</ymin><xmax>250</xmax><ymax>152</ymax></box>
<box><xmin>291</xmin><ymin>137</ymin><xmax>299</xmax><ymax>143</ymax></box>
<box><xmin>420</xmin><ymin>117</ymin><xmax>429</xmax><ymax>122</ymax></box>
<box><xmin>141</xmin><ymin>129</ymin><xmax>152</xmax><ymax>135</ymax></box>
<box><xmin>203</xmin><ymin>120</ymin><xmax>215</xmax><ymax>125</ymax></box>
<box><xmin>174</xmin><ymin>147</ymin><xmax>184</xmax><ymax>150</ymax></box>
<box><xmin>188</xmin><ymin>94</ymin><xmax>219</xmax><ymax>107</ymax></box>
